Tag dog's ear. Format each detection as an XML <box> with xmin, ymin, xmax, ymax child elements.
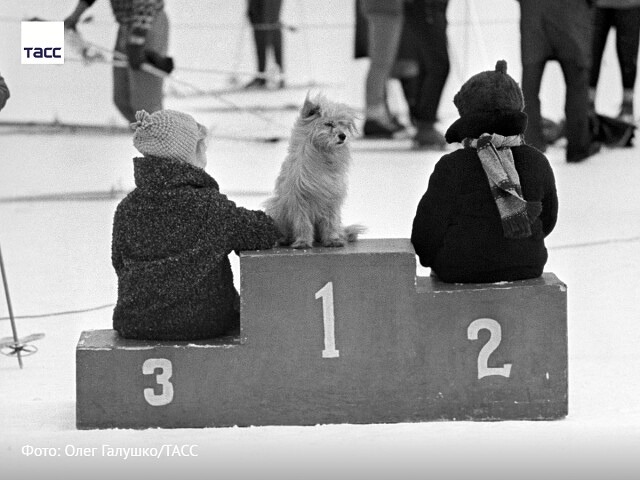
<box><xmin>347</xmin><ymin>119</ymin><xmax>359</xmax><ymax>136</ymax></box>
<box><xmin>301</xmin><ymin>95</ymin><xmax>321</xmax><ymax>119</ymax></box>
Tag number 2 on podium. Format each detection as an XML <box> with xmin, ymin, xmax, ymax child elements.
<box><xmin>316</xmin><ymin>282</ymin><xmax>339</xmax><ymax>358</ymax></box>
<box><xmin>467</xmin><ymin>318</ymin><xmax>512</xmax><ymax>379</ymax></box>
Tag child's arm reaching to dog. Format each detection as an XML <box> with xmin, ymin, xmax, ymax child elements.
<box><xmin>212</xmin><ymin>195</ymin><xmax>281</xmax><ymax>254</ymax></box>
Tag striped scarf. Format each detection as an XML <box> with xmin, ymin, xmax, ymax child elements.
<box><xmin>463</xmin><ymin>133</ymin><xmax>542</xmax><ymax>239</ymax></box>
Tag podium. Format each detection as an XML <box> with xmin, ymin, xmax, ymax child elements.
<box><xmin>76</xmin><ymin>239</ymin><xmax>567</xmax><ymax>429</ymax></box>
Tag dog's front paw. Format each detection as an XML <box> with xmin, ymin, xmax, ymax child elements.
<box><xmin>322</xmin><ymin>237</ymin><xmax>345</xmax><ymax>248</ymax></box>
<box><xmin>291</xmin><ymin>239</ymin><xmax>312</xmax><ymax>249</ymax></box>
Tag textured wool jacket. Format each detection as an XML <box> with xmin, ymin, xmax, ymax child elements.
<box><xmin>411</xmin><ymin>112</ymin><xmax>558</xmax><ymax>283</ymax></box>
<box><xmin>111</xmin><ymin>156</ymin><xmax>280</xmax><ymax>340</ymax></box>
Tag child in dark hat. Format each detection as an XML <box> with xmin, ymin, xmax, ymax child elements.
<box><xmin>112</xmin><ymin>109</ymin><xmax>280</xmax><ymax>340</ymax></box>
<box><xmin>411</xmin><ymin>60</ymin><xmax>558</xmax><ymax>283</ymax></box>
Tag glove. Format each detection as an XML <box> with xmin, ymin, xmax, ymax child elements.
<box><xmin>145</xmin><ymin>50</ymin><xmax>174</xmax><ymax>74</ymax></box>
<box><xmin>126</xmin><ymin>28</ymin><xmax>147</xmax><ymax>70</ymax></box>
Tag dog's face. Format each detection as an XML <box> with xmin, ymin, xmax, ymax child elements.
<box><xmin>296</xmin><ymin>94</ymin><xmax>358</xmax><ymax>151</ymax></box>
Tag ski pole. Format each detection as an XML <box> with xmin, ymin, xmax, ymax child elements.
<box><xmin>0</xmin><ymin>242</ymin><xmax>22</xmax><ymax>368</ymax></box>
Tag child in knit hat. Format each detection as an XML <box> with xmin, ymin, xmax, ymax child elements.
<box><xmin>411</xmin><ymin>60</ymin><xmax>558</xmax><ymax>283</ymax></box>
<box><xmin>112</xmin><ymin>109</ymin><xmax>280</xmax><ymax>340</ymax></box>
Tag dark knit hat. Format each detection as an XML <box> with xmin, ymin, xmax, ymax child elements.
<box><xmin>445</xmin><ymin>60</ymin><xmax>528</xmax><ymax>144</ymax></box>
<box><xmin>454</xmin><ymin>60</ymin><xmax>524</xmax><ymax>116</ymax></box>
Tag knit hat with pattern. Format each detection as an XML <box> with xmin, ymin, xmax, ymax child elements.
<box><xmin>131</xmin><ymin>110</ymin><xmax>206</xmax><ymax>165</ymax></box>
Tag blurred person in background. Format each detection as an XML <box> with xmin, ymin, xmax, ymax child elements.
<box><xmin>64</xmin><ymin>0</ymin><xmax>169</xmax><ymax>122</ymax></box>
<box><xmin>245</xmin><ymin>0</ymin><xmax>285</xmax><ymax>89</ymax></box>
<box><xmin>360</xmin><ymin>0</ymin><xmax>407</xmax><ymax>138</ymax></box>
<box><xmin>396</xmin><ymin>0</ymin><xmax>450</xmax><ymax>149</ymax></box>
<box><xmin>517</xmin><ymin>0</ymin><xmax>601</xmax><ymax>163</ymax></box>
<box><xmin>589</xmin><ymin>0</ymin><xmax>640</xmax><ymax>123</ymax></box>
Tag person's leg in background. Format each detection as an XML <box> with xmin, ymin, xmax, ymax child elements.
<box><xmin>112</xmin><ymin>25</ymin><xmax>135</xmax><ymax>122</ymax></box>
<box><xmin>246</xmin><ymin>0</ymin><xmax>268</xmax><ymax>88</ymax></box>
<box><xmin>614</xmin><ymin>7</ymin><xmax>640</xmax><ymax>122</ymax></box>
<box><xmin>562</xmin><ymin>59</ymin><xmax>598</xmax><ymax>162</ymax></box>
<box><xmin>411</xmin><ymin>4</ymin><xmax>449</xmax><ymax>149</ymax></box>
<box><xmin>128</xmin><ymin>10</ymin><xmax>169</xmax><ymax>117</ymax></box>
<box><xmin>553</xmin><ymin>0</ymin><xmax>598</xmax><ymax>162</ymax></box>
<box><xmin>521</xmin><ymin>60</ymin><xmax>547</xmax><ymax>152</ymax></box>
<box><xmin>518</xmin><ymin>0</ymin><xmax>552</xmax><ymax>153</ymax></box>
<box><xmin>396</xmin><ymin>11</ymin><xmax>421</xmax><ymax>124</ymax></box>
<box><xmin>588</xmin><ymin>7</ymin><xmax>613</xmax><ymax>112</ymax></box>
<box><xmin>362</xmin><ymin>9</ymin><xmax>404</xmax><ymax>137</ymax></box>
<box><xmin>263</xmin><ymin>0</ymin><xmax>284</xmax><ymax>87</ymax></box>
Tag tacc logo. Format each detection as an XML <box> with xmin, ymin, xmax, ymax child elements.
<box><xmin>21</xmin><ymin>21</ymin><xmax>64</xmax><ymax>65</ymax></box>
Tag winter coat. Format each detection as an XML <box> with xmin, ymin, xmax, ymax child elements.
<box><xmin>111</xmin><ymin>156</ymin><xmax>280</xmax><ymax>340</ymax></box>
<box><xmin>411</xmin><ymin>112</ymin><xmax>558</xmax><ymax>283</ymax></box>
<box><xmin>247</xmin><ymin>0</ymin><xmax>282</xmax><ymax>25</ymax></box>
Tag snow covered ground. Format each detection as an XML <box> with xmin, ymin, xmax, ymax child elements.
<box><xmin>1</xmin><ymin>127</ymin><xmax>639</xmax><ymax>480</ymax></box>
<box><xmin>1</xmin><ymin>1</ymin><xmax>640</xmax><ymax>479</ymax></box>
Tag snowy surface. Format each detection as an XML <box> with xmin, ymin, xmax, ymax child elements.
<box><xmin>1</xmin><ymin>1</ymin><xmax>640</xmax><ymax>479</ymax></box>
<box><xmin>2</xmin><ymin>134</ymin><xmax>639</xmax><ymax>480</ymax></box>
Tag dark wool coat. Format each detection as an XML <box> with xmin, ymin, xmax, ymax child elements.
<box><xmin>111</xmin><ymin>156</ymin><xmax>280</xmax><ymax>340</ymax></box>
<box><xmin>411</xmin><ymin>112</ymin><xmax>558</xmax><ymax>283</ymax></box>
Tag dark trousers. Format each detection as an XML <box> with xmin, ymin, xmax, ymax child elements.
<box><xmin>523</xmin><ymin>60</ymin><xmax>591</xmax><ymax>159</ymax></box>
<box><xmin>247</xmin><ymin>0</ymin><xmax>283</xmax><ymax>73</ymax></box>
<box><xmin>518</xmin><ymin>0</ymin><xmax>594</xmax><ymax>160</ymax></box>
<box><xmin>398</xmin><ymin>5</ymin><xmax>449</xmax><ymax>124</ymax></box>
<box><xmin>590</xmin><ymin>7</ymin><xmax>640</xmax><ymax>90</ymax></box>
<box><xmin>113</xmin><ymin>10</ymin><xmax>168</xmax><ymax>122</ymax></box>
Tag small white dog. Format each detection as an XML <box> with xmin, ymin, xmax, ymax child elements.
<box><xmin>264</xmin><ymin>93</ymin><xmax>365</xmax><ymax>249</ymax></box>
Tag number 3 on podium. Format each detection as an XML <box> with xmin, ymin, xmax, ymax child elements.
<box><xmin>142</xmin><ymin>358</ymin><xmax>174</xmax><ymax>406</ymax></box>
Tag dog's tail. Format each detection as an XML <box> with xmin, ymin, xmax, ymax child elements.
<box><xmin>344</xmin><ymin>224</ymin><xmax>367</xmax><ymax>242</ymax></box>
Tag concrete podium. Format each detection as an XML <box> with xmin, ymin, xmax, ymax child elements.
<box><xmin>76</xmin><ymin>239</ymin><xmax>567</xmax><ymax>429</ymax></box>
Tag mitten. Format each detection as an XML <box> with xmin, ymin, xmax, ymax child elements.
<box><xmin>145</xmin><ymin>50</ymin><xmax>174</xmax><ymax>74</ymax></box>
